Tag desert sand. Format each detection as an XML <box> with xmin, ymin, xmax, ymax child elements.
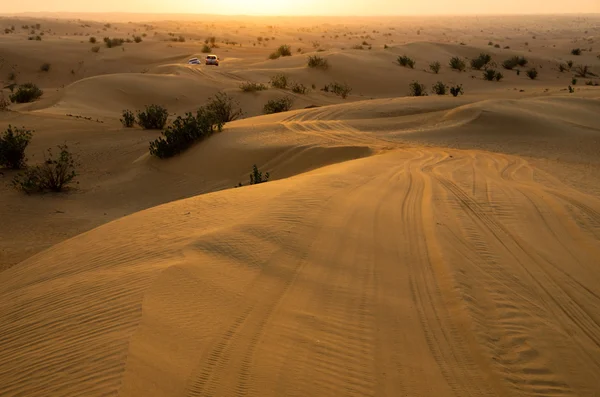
<box><xmin>1</xmin><ymin>12</ymin><xmax>600</xmax><ymax>397</ymax></box>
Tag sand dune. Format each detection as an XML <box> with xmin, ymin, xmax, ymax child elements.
<box><xmin>1</xmin><ymin>13</ymin><xmax>600</xmax><ymax>397</ymax></box>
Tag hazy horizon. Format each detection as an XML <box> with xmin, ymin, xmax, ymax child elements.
<box><xmin>2</xmin><ymin>0</ymin><xmax>599</xmax><ymax>17</ymax></box>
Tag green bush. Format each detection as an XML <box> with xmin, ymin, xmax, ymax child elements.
<box><xmin>149</xmin><ymin>108</ymin><xmax>223</xmax><ymax>158</ymax></box>
<box><xmin>470</xmin><ymin>53</ymin><xmax>492</xmax><ymax>70</ymax></box>
<box><xmin>9</xmin><ymin>83</ymin><xmax>43</xmax><ymax>103</ymax></box>
<box><xmin>120</xmin><ymin>110</ymin><xmax>135</xmax><ymax>127</ymax></box>
<box><xmin>291</xmin><ymin>82</ymin><xmax>309</xmax><ymax>94</ymax></box>
<box><xmin>571</xmin><ymin>48</ymin><xmax>581</xmax><ymax>56</ymax></box>
<box><xmin>250</xmin><ymin>164</ymin><xmax>269</xmax><ymax>184</ymax></box>
<box><xmin>205</xmin><ymin>92</ymin><xmax>243</xmax><ymax>123</ymax></box>
<box><xmin>137</xmin><ymin>105</ymin><xmax>169</xmax><ymax>129</ymax></box>
<box><xmin>397</xmin><ymin>55</ymin><xmax>415</xmax><ymax>68</ymax></box>
<box><xmin>431</xmin><ymin>81</ymin><xmax>447</xmax><ymax>95</ymax></box>
<box><xmin>572</xmin><ymin>78</ymin><xmax>578</xmax><ymax>85</ymax></box>
<box><xmin>263</xmin><ymin>97</ymin><xmax>293</xmax><ymax>114</ymax></box>
<box><xmin>240</xmin><ymin>82</ymin><xmax>268</xmax><ymax>92</ymax></box>
<box><xmin>307</xmin><ymin>55</ymin><xmax>329</xmax><ymax>69</ymax></box>
<box><xmin>429</xmin><ymin>61</ymin><xmax>441</xmax><ymax>74</ymax></box>
<box><xmin>269</xmin><ymin>45</ymin><xmax>292</xmax><ymax>59</ymax></box>
<box><xmin>12</xmin><ymin>145</ymin><xmax>77</xmax><ymax>193</ymax></box>
<box><xmin>0</xmin><ymin>125</ymin><xmax>32</xmax><ymax>169</ymax></box>
<box><xmin>567</xmin><ymin>60</ymin><xmax>574</xmax><ymax>68</ymax></box>
<box><xmin>526</xmin><ymin>68</ymin><xmax>538</xmax><ymax>80</ymax></box>
<box><xmin>483</xmin><ymin>69</ymin><xmax>503</xmax><ymax>81</ymax></box>
<box><xmin>269</xmin><ymin>74</ymin><xmax>288</xmax><ymax>89</ymax></box>
<box><xmin>449</xmin><ymin>57</ymin><xmax>466</xmax><ymax>71</ymax></box>
<box><xmin>408</xmin><ymin>81</ymin><xmax>427</xmax><ymax>96</ymax></box>
<box><xmin>40</xmin><ymin>63</ymin><xmax>51</xmax><ymax>72</ymax></box>
<box><xmin>502</xmin><ymin>56</ymin><xmax>527</xmax><ymax>70</ymax></box>
<box><xmin>450</xmin><ymin>85</ymin><xmax>463</xmax><ymax>97</ymax></box>
<box><xmin>322</xmin><ymin>82</ymin><xmax>352</xmax><ymax>98</ymax></box>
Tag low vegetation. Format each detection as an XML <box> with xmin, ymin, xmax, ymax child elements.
<box><xmin>269</xmin><ymin>45</ymin><xmax>292</xmax><ymax>59</ymax></box>
<box><xmin>201</xmin><ymin>44</ymin><xmax>211</xmax><ymax>53</ymax></box>
<box><xmin>502</xmin><ymin>56</ymin><xmax>528</xmax><ymax>70</ymax></box>
<box><xmin>322</xmin><ymin>82</ymin><xmax>352</xmax><ymax>98</ymax></box>
<box><xmin>431</xmin><ymin>81</ymin><xmax>447</xmax><ymax>95</ymax></box>
<box><xmin>137</xmin><ymin>104</ymin><xmax>169</xmax><ymax>129</ymax></box>
<box><xmin>408</xmin><ymin>81</ymin><xmax>427</xmax><ymax>96</ymax></box>
<box><xmin>91</xmin><ymin>46</ymin><xmax>100</xmax><ymax>53</ymax></box>
<box><xmin>571</xmin><ymin>48</ymin><xmax>581</xmax><ymax>56</ymax></box>
<box><xmin>526</xmin><ymin>68</ymin><xmax>538</xmax><ymax>80</ymax></box>
<box><xmin>307</xmin><ymin>55</ymin><xmax>329</xmax><ymax>70</ymax></box>
<box><xmin>249</xmin><ymin>164</ymin><xmax>269</xmax><ymax>185</ymax></box>
<box><xmin>104</xmin><ymin>37</ymin><xmax>125</xmax><ymax>48</ymax></box>
<box><xmin>483</xmin><ymin>69</ymin><xmax>503</xmax><ymax>81</ymax></box>
<box><xmin>40</xmin><ymin>63</ymin><xmax>51</xmax><ymax>72</ymax></box>
<box><xmin>149</xmin><ymin>107</ymin><xmax>223</xmax><ymax>158</ymax></box>
<box><xmin>89</xmin><ymin>37</ymin><xmax>97</xmax><ymax>43</ymax></box>
<box><xmin>120</xmin><ymin>110</ymin><xmax>135</xmax><ymax>127</ymax></box>
<box><xmin>13</xmin><ymin>145</ymin><xmax>78</xmax><ymax>193</ymax></box>
<box><xmin>263</xmin><ymin>96</ymin><xmax>294</xmax><ymax>114</ymax></box>
<box><xmin>133</xmin><ymin>36</ymin><xmax>143</xmax><ymax>43</ymax></box>
<box><xmin>397</xmin><ymin>55</ymin><xmax>416</xmax><ymax>68</ymax></box>
<box><xmin>449</xmin><ymin>57</ymin><xmax>466</xmax><ymax>71</ymax></box>
<box><xmin>9</xmin><ymin>83</ymin><xmax>43</xmax><ymax>103</ymax></box>
<box><xmin>291</xmin><ymin>82</ymin><xmax>309</xmax><ymax>94</ymax></box>
<box><xmin>240</xmin><ymin>82</ymin><xmax>268</xmax><ymax>92</ymax></box>
<box><xmin>574</xmin><ymin>65</ymin><xmax>590</xmax><ymax>78</ymax></box>
<box><xmin>205</xmin><ymin>92</ymin><xmax>243</xmax><ymax>123</ymax></box>
<box><xmin>470</xmin><ymin>53</ymin><xmax>492</xmax><ymax>70</ymax></box>
<box><xmin>0</xmin><ymin>125</ymin><xmax>32</xmax><ymax>169</ymax></box>
<box><xmin>269</xmin><ymin>74</ymin><xmax>289</xmax><ymax>89</ymax></box>
<box><xmin>450</xmin><ymin>84</ymin><xmax>464</xmax><ymax>97</ymax></box>
<box><xmin>429</xmin><ymin>61</ymin><xmax>441</xmax><ymax>74</ymax></box>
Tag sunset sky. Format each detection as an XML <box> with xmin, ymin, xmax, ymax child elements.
<box><xmin>2</xmin><ymin>0</ymin><xmax>599</xmax><ymax>15</ymax></box>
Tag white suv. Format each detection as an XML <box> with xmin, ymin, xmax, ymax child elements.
<box><xmin>205</xmin><ymin>55</ymin><xmax>219</xmax><ymax>66</ymax></box>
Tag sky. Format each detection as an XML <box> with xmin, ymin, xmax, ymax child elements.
<box><xmin>2</xmin><ymin>0</ymin><xmax>600</xmax><ymax>16</ymax></box>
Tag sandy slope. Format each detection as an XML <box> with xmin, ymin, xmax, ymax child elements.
<box><xmin>1</xmin><ymin>14</ymin><xmax>600</xmax><ymax>397</ymax></box>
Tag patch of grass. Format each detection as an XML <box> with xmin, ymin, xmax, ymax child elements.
<box><xmin>12</xmin><ymin>145</ymin><xmax>78</xmax><ymax>193</ymax></box>
<box><xmin>263</xmin><ymin>96</ymin><xmax>293</xmax><ymax>114</ymax></box>
<box><xmin>449</xmin><ymin>57</ymin><xmax>466</xmax><ymax>71</ymax></box>
<box><xmin>9</xmin><ymin>83</ymin><xmax>43</xmax><ymax>103</ymax></box>
<box><xmin>321</xmin><ymin>82</ymin><xmax>352</xmax><ymax>98</ymax></box>
<box><xmin>470</xmin><ymin>53</ymin><xmax>492</xmax><ymax>70</ymax></box>
<box><xmin>526</xmin><ymin>68</ymin><xmax>538</xmax><ymax>80</ymax></box>
<box><xmin>397</xmin><ymin>55</ymin><xmax>415</xmax><ymax>68</ymax></box>
<box><xmin>137</xmin><ymin>104</ymin><xmax>169</xmax><ymax>129</ymax></box>
<box><xmin>431</xmin><ymin>81</ymin><xmax>447</xmax><ymax>95</ymax></box>
<box><xmin>149</xmin><ymin>108</ymin><xmax>223</xmax><ymax>158</ymax></box>
<box><xmin>40</xmin><ymin>63</ymin><xmax>51</xmax><ymax>72</ymax></box>
<box><xmin>205</xmin><ymin>92</ymin><xmax>243</xmax><ymax>123</ymax></box>
<box><xmin>269</xmin><ymin>74</ymin><xmax>288</xmax><ymax>89</ymax></box>
<box><xmin>408</xmin><ymin>81</ymin><xmax>427</xmax><ymax>96</ymax></box>
<box><xmin>429</xmin><ymin>61</ymin><xmax>441</xmax><ymax>74</ymax></box>
<box><xmin>307</xmin><ymin>55</ymin><xmax>329</xmax><ymax>70</ymax></box>
<box><xmin>0</xmin><ymin>125</ymin><xmax>32</xmax><ymax>169</ymax></box>
<box><xmin>120</xmin><ymin>110</ymin><xmax>135</xmax><ymax>127</ymax></box>
<box><xmin>450</xmin><ymin>84</ymin><xmax>463</xmax><ymax>97</ymax></box>
<box><xmin>240</xmin><ymin>82</ymin><xmax>268</xmax><ymax>92</ymax></box>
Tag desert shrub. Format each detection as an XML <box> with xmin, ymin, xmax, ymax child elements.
<box><xmin>7</xmin><ymin>71</ymin><xmax>16</xmax><ymax>81</ymax></box>
<box><xmin>89</xmin><ymin>36</ymin><xmax>96</xmax><ymax>43</ymax></box>
<box><xmin>40</xmin><ymin>63</ymin><xmax>51</xmax><ymax>72</ymax></box>
<box><xmin>567</xmin><ymin>60</ymin><xmax>574</xmax><ymax>68</ymax></box>
<box><xmin>149</xmin><ymin>108</ymin><xmax>223</xmax><ymax>158</ymax></box>
<box><xmin>450</xmin><ymin>85</ymin><xmax>463</xmax><ymax>97</ymax></box>
<box><xmin>517</xmin><ymin>57</ymin><xmax>528</xmax><ymax>67</ymax></box>
<box><xmin>571</xmin><ymin>48</ymin><xmax>581</xmax><ymax>56</ymax></box>
<box><xmin>494</xmin><ymin>44</ymin><xmax>500</xmax><ymax>48</ymax></box>
<box><xmin>526</xmin><ymin>68</ymin><xmax>538</xmax><ymax>80</ymax></box>
<box><xmin>34</xmin><ymin>35</ymin><xmax>42</xmax><ymax>41</ymax></box>
<box><xmin>133</xmin><ymin>36</ymin><xmax>142</xmax><ymax>43</ymax></box>
<box><xmin>13</xmin><ymin>145</ymin><xmax>78</xmax><ymax>193</ymax></box>
<box><xmin>449</xmin><ymin>57</ymin><xmax>466</xmax><ymax>71</ymax></box>
<box><xmin>470</xmin><ymin>53</ymin><xmax>492</xmax><ymax>70</ymax></box>
<box><xmin>431</xmin><ymin>81</ymin><xmax>447</xmax><ymax>95</ymax></box>
<box><xmin>263</xmin><ymin>96</ymin><xmax>293</xmax><ymax>114</ymax></box>
<box><xmin>322</xmin><ymin>82</ymin><xmax>352</xmax><ymax>98</ymax></box>
<box><xmin>289</xmin><ymin>82</ymin><xmax>307</xmax><ymax>94</ymax></box>
<box><xmin>9</xmin><ymin>83</ymin><xmax>43</xmax><ymax>103</ymax></box>
<box><xmin>502</xmin><ymin>56</ymin><xmax>525</xmax><ymax>70</ymax></box>
<box><xmin>269</xmin><ymin>52</ymin><xmax>280</xmax><ymax>60</ymax></box>
<box><xmin>249</xmin><ymin>164</ymin><xmax>269</xmax><ymax>185</ymax></box>
<box><xmin>408</xmin><ymin>81</ymin><xmax>427</xmax><ymax>96</ymax></box>
<box><xmin>137</xmin><ymin>104</ymin><xmax>169</xmax><ymax>129</ymax></box>
<box><xmin>429</xmin><ymin>61</ymin><xmax>441</xmax><ymax>74</ymax></box>
<box><xmin>0</xmin><ymin>125</ymin><xmax>32</xmax><ymax>169</ymax></box>
<box><xmin>558</xmin><ymin>63</ymin><xmax>568</xmax><ymax>72</ymax></box>
<box><xmin>307</xmin><ymin>55</ymin><xmax>329</xmax><ymax>69</ymax></box>
<box><xmin>483</xmin><ymin>69</ymin><xmax>503</xmax><ymax>81</ymax></box>
<box><xmin>91</xmin><ymin>45</ymin><xmax>100</xmax><ymax>53</ymax></box>
<box><xmin>120</xmin><ymin>109</ymin><xmax>135</xmax><ymax>127</ymax></box>
<box><xmin>572</xmin><ymin>78</ymin><xmax>578</xmax><ymax>85</ymax></box>
<box><xmin>270</xmin><ymin>45</ymin><xmax>292</xmax><ymax>59</ymax></box>
<box><xmin>488</xmin><ymin>41</ymin><xmax>493</xmax><ymax>46</ymax></box>
<box><xmin>205</xmin><ymin>92</ymin><xmax>243</xmax><ymax>123</ymax></box>
<box><xmin>397</xmin><ymin>55</ymin><xmax>415</xmax><ymax>68</ymax></box>
<box><xmin>105</xmin><ymin>37</ymin><xmax>124</xmax><ymax>48</ymax></box>
<box><xmin>574</xmin><ymin>65</ymin><xmax>590</xmax><ymax>77</ymax></box>
<box><xmin>269</xmin><ymin>74</ymin><xmax>288</xmax><ymax>89</ymax></box>
<box><xmin>0</xmin><ymin>93</ymin><xmax>9</xmax><ymax>111</ymax></box>
<box><xmin>201</xmin><ymin>44</ymin><xmax>211</xmax><ymax>53</ymax></box>
<box><xmin>240</xmin><ymin>82</ymin><xmax>268</xmax><ymax>92</ymax></box>
<box><xmin>568</xmin><ymin>85</ymin><xmax>575</xmax><ymax>93</ymax></box>
<box><xmin>208</xmin><ymin>36</ymin><xmax>217</xmax><ymax>46</ymax></box>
